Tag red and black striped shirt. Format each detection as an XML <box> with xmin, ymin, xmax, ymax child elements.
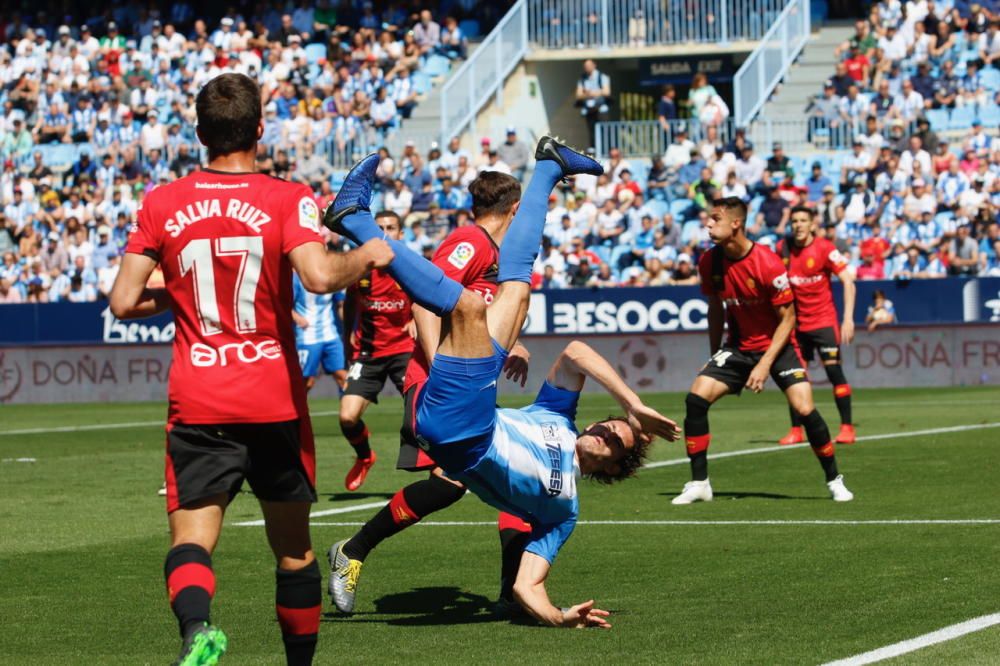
<box><xmin>346</xmin><ymin>269</ymin><xmax>414</xmax><ymax>360</ymax></box>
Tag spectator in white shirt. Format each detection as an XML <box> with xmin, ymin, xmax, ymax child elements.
<box><xmin>893</xmin><ymin>78</ymin><xmax>924</xmax><ymax>121</ymax></box>
<box><xmin>384</xmin><ymin>179</ymin><xmax>413</xmax><ymax>219</ymax></box>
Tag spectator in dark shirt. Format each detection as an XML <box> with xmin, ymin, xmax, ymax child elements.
<box><xmin>656</xmin><ymin>84</ymin><xmax>677</xmax><ymax>131</ymax></box>
<box><xmin>911</xmin><ymin>62</ymin><xmax>936</xmax><ymax>103</ymax></box>
<box><xmin>805</xmin><ymin>162</ymin><xmax>833</xmax><ymax>202</ymax></box>
<box><xmin>750</xmin><ymin>187</ymin><xmax>790</xmax><ymax>239</ymax></box>
<box><xmin>647</xmin><ymin>156</ymin><xmax>670</xmax><ymax>202</ymax></box>
<box><xmin>829</xmin><ymin>62</ymin><xmax>854</xmax><ymax>97</ymax></box>
<box><xmin>934</xmin><ymin>60</ymin><xmax>961</xmax><ymax>108</ymax></box>
<box><xmin>766</xmin><ymin>143</ymin><xmax>793</xmax><ymax>181</ymax></box>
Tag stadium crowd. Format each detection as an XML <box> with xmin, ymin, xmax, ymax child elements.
<box><xmin>2</xmin><ymin>1</ymin><xmax>1000</xmax><ymax>305</ymax></box>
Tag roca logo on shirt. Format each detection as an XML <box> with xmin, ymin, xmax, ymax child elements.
<box><xmin>447</xmin><ymin>242</ymin><xmax>475</xmax><ymax>269</ymax></box>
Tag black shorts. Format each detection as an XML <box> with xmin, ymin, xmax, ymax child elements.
<box><xmin>343</xmin><ymin>352</ymin><xmax>409</xmax><ymax>403</ymax></box>
<box><xmin>396</xmin><ymin>382</ymin><xmax>438</xmax><ymax>471</ymax></box>
<box><xmin>164</xmin><ymin>420</ymin><xmax>316</xmax><ymax>513</ymax></box>
<box><xmin>697</xmin><ymin>345</ymin><xmax>808</xmax><ymax>396</ymax></box>
<box><xmin>796</xmin><ymin>327</ymin><xmax>840</xmax><ymax>364</ymax></box>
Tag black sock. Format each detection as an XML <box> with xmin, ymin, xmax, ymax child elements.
<box><xmin>275</xmin><ymin>560</ymin><xmax>321</xmax><ymax>666</ymax></box>
<box><xmin>789</xmin><ymin>404</ymin><xmax>802</xmax><ymax>428</ymax></box>
<box><xmin>684</xmin><ymin>393</ymin><xmax>712</xmax><ymax>482</ymax></box>
<box><xmin>344</xmin><ymin>475</ymin><xmax>466</xmax><ymax>561</ymax></box>
<box><xmin>164</xmin><ymin>544</ymin><xmax>215</xmax><ymax>638</ymax></box>
<box><xmin>497</xmin><ymin>514</ymin><xmax>531</xmax><ymax>603</ymax></box>
<box><xmin>826</xmin><ymin>364</ymin><xmax>852</xmax><ymax>425</ymax></box>
<box><xmin>341</xmin><ymin>420</ymin><xmax>371</xmax><ymax>459</ymax></box>
<box><xmin>800</xmin><ymin>409</ymin><xmax>839</xmax><ymax>482</ymax></box>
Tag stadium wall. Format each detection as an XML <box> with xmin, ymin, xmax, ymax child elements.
<box><xmin>1</xmin><ymin>323</ymin><xmax>998</xmax><ymax>404</ymax></box>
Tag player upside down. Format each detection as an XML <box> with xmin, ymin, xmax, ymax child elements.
<box><xmin>323</xmin><ymin>139</ymin><xmax>680</xmax><ymax>627</ymax></box>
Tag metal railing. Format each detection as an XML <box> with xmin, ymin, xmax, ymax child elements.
<box><xmin>732</xmin><ymin>0</ymin><xmax>811</xmax><ymax>126</ymax></box>
<box><xmin>593</xmin><ymin>117</ymin><xmax>911</xmax><ymax>159</ymax></box>
<box><xmin>526</xmin><ymin>0</ymin><xmax>789</xmax><ymax>50</ymax></box>
<box><xmin>440</xmin><ymin>0</ymin><xmax>530</xmax><ymax>143</ymax></box>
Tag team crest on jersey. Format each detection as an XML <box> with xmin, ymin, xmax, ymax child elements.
<box><xmin>359</xmin><ymin>278</ymin><xmax>370</xmax><ymax>288</ymax></box>
<box><xmin>447</xmin><ymin>242</ymin><xmax>475</xmax><ymax>269</ymax></box>
<box><xmin>806</xmin><ymin>257</ymin><xmax>816</xmax><ymax>269</ymax></box>
<box><xmin>298</xmin><ymin>197</ymin><xmax>320</xmax><ymax>232</ymax></box>
<box><xmin>773</xmin><ymin>273</ymin><xmax>790</xmax><ymax>291</ymax></box>
<box><xmin>746</xmin><ymin>277</ymin><xmax>756</xmax><ymax>289</ymax></box>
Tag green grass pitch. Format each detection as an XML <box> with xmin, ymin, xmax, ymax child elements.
<box><xmin>2</xmin><ymin>385</ymin><xmax>999</xmax><ymax>664</ymax></box>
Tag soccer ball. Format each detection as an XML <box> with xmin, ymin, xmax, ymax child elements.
<box><xmin>616</xmin><ymin>337</ymin><xmax>667</xmax><ymax>389</ymax></box>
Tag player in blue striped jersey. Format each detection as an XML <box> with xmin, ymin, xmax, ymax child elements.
<box><xmin>324</xmin><ymin>139</ymin><xmax>679</xmax><ymax>627</ymax></box>
<box><xmin>293</xmin><ymin>272</ymin><xmax>347</xmax><ymax>392</ymax></box>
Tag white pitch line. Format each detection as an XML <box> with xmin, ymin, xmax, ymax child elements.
<box><xmin>820</xmin><ymin>612</ymin><xmax>1000</xmax><ymax>666</ymax></box>
<box><xmin>227</xmin><ymin>421</ymin><xmax>1000</xmax><ymax>527</ymax></box>
<box><xmin>645</xmin><ymin>422</ymin><xmax>1000</xmax><ymax>470</ymax></box>
<box><xmin>299</xmin><ymin>519</ymin><xmax>1000</xmax><ymax>528</ymax></box>
<box><xmin>0</xmin><ymin>410</ymin><xmax>341</xmax><ymax>436</ymax></box>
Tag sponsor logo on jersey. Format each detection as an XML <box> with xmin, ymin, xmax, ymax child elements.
<box><xmin>364</xmin><ymin>298</ymin><xmax>407</xmax><ymax>312</ymax></box>
<box><xmin>447</xmin><ymin>242</ymin><xmax>475</xmax><ymax>269</ymax></box>
<box><xmin>772</xmin><ymin>273</ymin><xmax>790</xmax><ymax>292</ymax></box>
<box><xmin>790</xmin><ymin>274</ymin><xmax>826</xmax><ymax>286</ymax></box>
<box><xmin>189</xmin><ymin>339</ymin><xmax>282</xmax><ymax>367</ymax></box>
<box><xmin>194</xmin><ymin>182</ymin><xmax>250</xmax><ymax>189</ymax></box>
<box><xmin>298</xmin><ymin>196</ymin><xmax>320</xmax><ymax>232</ymax></box>
<box><xmin>541</xmin><ymin>422</ymin><xmax>563</xmax><ymax>497</ymax></box>
<box><xmin>778</xmin><ymin>366</ymin><xmax>806</xmax><ymax>378</ymax></box>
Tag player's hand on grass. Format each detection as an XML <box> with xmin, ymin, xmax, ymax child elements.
<box><xmin>841</xmin><ymin>319</ymin><xmax>855</xmax><ymax>345</ymax></box>
<box><xmin>361</xmin><ymin>238</ymin><xmax>394</xmax><ymax>268</ymax></box>
<box><xmin>504</xmin><ymin>343</ymin><xmax>531</xmax><ymax>387</ymax></box>
<box><xmin>746</xmin><ymin>363</ymin><xmax>769</xmax><ymax>393</ymax></box>
<box><xmin>627</xmin><ymin>403</ymin><xmax>680</xmax><ymax>441</ymax></box>
<box><xmin>561</xmin><ymin>600</ymin><xmax>611</xmax><ymax>629</ymax></box>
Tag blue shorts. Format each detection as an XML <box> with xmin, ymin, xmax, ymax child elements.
<box><xmin>415</xmin><ymin>339</ymin><xmax>509</xmax><ymax>473</ymax></box>
<box><xmin>297</xmin><ymin>339</ymin><xmax>345</xmax><ymax>378</ymax></box>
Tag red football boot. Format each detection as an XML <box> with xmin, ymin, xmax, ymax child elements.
<box><xmin>835</xmin><ymin>424</ymin><xmax>856</xmax><ymax>444</ymax></box>
<box><xmin>778</xmin><ymin>426</ymin><xmax>805</xmax><ymax>446</ymax></box>
<box><xmin>345</xmin><ymin>451</ymin><xmax>377</xmax><ymax>491</ymax></box>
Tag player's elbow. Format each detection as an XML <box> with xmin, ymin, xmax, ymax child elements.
<box><xmin>109</xmin><ymin>287</ymin><xmax>134</xmax><ymax>320</ymax></box>
<box><xmin>297</xmin><ymin>266</ymin><xmax>329</xmax><ymax>294</ymax></box>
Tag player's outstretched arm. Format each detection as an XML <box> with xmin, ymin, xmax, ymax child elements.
<box><xmin>549</xmin><ymin>341</ymin><xmax>680</xmax><ymax>441</ymax></box>
<box><xmin>513</xmin><ymin>552</ymin><xmax>611</xmax><ymax>629</ymax></box>
<box><xmin>289</xmin><ymin>239</ymin><xmax>393</xmax><ymax>293</ymax></box>
<box><xmin>109</xmin><ymin>253</ymin><xmax>170</xmax><ymax>320</ymax></box>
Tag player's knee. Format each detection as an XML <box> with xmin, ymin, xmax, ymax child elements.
<box><xmin>339</xmin><ymin>415</ymin><xmax>361</xmax><ymax>431</ymax></box>
<box><xmin>685</xmin><ymin>392</ymin><xmax>711</xmax><ymax>419</ymax></box>
<box><xmin>825</xmin><ymin>363</ymin><xmax>849</xmax><ymax>387</ymax></box>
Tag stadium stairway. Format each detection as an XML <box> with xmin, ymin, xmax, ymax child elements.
<box><xmin>757</xmin><ymin>22</ymin><xmax>855</xmax><ymax>131</ymax></box>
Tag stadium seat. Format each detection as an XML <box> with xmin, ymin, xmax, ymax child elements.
<box><xmin>588</xmin><ymin>244</ymin><xmax>611</xmax><ymax>265</ymax></box>
<box><xmin>669</xmin><ymin>198</ymin><xmax>693</xmax><ymax>218</ymax></box>
<box><xmin>646</xmin><ymin>198</ymin><xmax>668</xmax><ymax>220</ymax></box>
<box><xmin>305</xmin><ymin>43</ymin><xmax>326</xmax><ymax>65</ymax></box>
<box><xmin>979</xmin><ymin>102</ymin><xmax>1000</xmax><ymax>126</ymax></box>
<box><xmin>629</xmin><ymin>162</ymin><xmax>649</xmax><ymax>186</ymax></box>
<box><xmin>458</xmin><ymin>19</ymin><xmax>481</xmax><ymax>40</ymax></box>
<box><xmin>981</xmin><ymin>67</ymin><xmax>1000</xmax><ymax>92</ymax></box>
<box><xmin>423</xmin><ymin>54</ymin><xmax>451</xmax><ymax>78</ymax></box>
<box><xmin>925</xmin><ymin>109</ymin><xmax>950</xmax><ymax>131</ymax></box>
<box><xmin>412</xmin><ymin>71</ymin><xmax>432</xmax><ymax>95</ymax></box>
<box><xmin>948</xmin><ymin>106</ymin><xmax>977</xmax><ymax>130</ymax></box>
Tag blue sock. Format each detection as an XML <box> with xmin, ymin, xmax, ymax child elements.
<box><xmin>497</xmin><ymin>161</ymin><xmax>563</xmax><ymax>284</ymax></box>
<box><xmin>341</xmin><ymin>210</ymin><xmax>382</xmax><ymax>244</ymax></box>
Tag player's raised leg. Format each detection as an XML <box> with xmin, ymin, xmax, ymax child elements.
<box><xmin>672</xmin><ymin>375</ymin><xmax>730</xmax><ymax>504</ymax></box>
<box><xmin>165</xmin><ymin>495</ymin><xmax>229</xmax><ymax>666</ymax></box>
<box><xmin>260</xmin><ymin>500</ymin><xmax>321</xmax><ymax>666</ymax></box>
<box><xmin>785</xmin><ymin>382</ymin><xmax>853</xmax><ymax>501</ymax></box>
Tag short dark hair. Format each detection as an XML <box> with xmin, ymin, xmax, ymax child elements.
<box><xmin>712</xmin><ymin>196</ymin><xmax>748</xmax><ymax>224</ymax></box>
<box><xmin>588</xmin><ymin>416</ymin><xmax>650</xmax><ymax>485</ymax></box>
<box><xmin>789</xmin><ymin>205</ymin><xmax>814</xmax><ymax>218</ymax></box>
<box><xmin>468</xmin><ymin>171</ymin><xmax>521</xmax><ymax>219</ymax></box>
<box><xmin>374</xmin><ymin>210</ymin><xmax>402</xmax><ymax>227</ymax></box>
<box><xmin>195</xmin><ymin>73</ymin><xmax>262</xmax><ymax>160</ymax></box>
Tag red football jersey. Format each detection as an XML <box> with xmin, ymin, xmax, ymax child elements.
<box><xmin>776</xmin><ymin>236</ymin><xmax>848</xmax><ymax>333</ymax></box>
<box><xmin>698</xmin><ymin>243</ymin><xmax>794</xmax><ymax>353</ymax></box>
<box><xmin>126</xmin><ymin>169</ymin><xmax>325</xmax><ymax>424</ymax></box>
<box><xmin>403</xmin><ymin>224</ymin><xmax>500</xmax><ymax>391</ymax></box>
<box><xmin>346</xmin><ymin>269</ymin><xmax>414</xmax><ymax>360</ymax></box>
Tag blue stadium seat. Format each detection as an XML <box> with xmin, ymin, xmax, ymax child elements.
<box><xmin>458</xmin><ymin>19</ymin><xmax>480</xmax><ymax>39</ymax></box>
<box><xmin>979</xmin><ymin>102</ymin><xmax>1000</xmax><ymax>126</ymax></box>
<box><xmin>981</xmin><ymin>67</ymin><xmax>1000</xmax><ymax>92</ymax></box>
<box><xmin>925</xmin><ymin>108</ymin><xmax>950</xmax><ymax>131</ymax></box>
<box><xmin>304</xmin><ymin>43</ymin><xmax>326</xmax><ymax>65</ymax></box>
<box><xmin>669</xmin><ymin>198</ymin><xmax>692</xmax><ymax>218</ymax></box>
<box><xmin>628</xmin><ymin>162</ymin><xmax>649</xmax><ymax>186</ymax></box>
<box><xmin>645</xmin><ymin>198</ymin><xmax>668</xmax><ymax>220</ymax></box>
<box><xmin>949</xmin><ymin>106</ymin><xmax>977</xmax><ymax>130</ymax></box>
<box><xmin>412</xmin><ymin>71</ymin><xmax>432</xmax><ymax>95</ymax></box>
<box><xmin>588</xmin><ymin>245</ymin><xmax>611</xmax><ymax>265</ymax></box>
<box><xmin>423</xmin><ymin>54</ymin><xmax>451</xmax><ymax>78</ymax></box>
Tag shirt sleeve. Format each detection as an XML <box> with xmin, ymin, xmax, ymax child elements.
<box><xmin>124</xmin><ymin>198</ymin><xmax>161</xmax><ymax>261</ymax></box>
<box><xmin>824</xmin><ymin>242</ymin><xmax>849</xmax><ymax>275</ymax></box>
<box><xmin>698</xmin><ymin>251</ymin><xmax>715</xmax><ymax>296</ymax></box>
<box><xmin>281</xmin><ymin>184</ymin><xmax>325</xmax><ymax>255</ymax></box>
<box><xmin>432</xmin><ymin>230</ymin><xmax>490</xmax><ymax>286</ymax></box>
<box><xmin>765</xmin><ymin>256</ymin><xmax>794</xmax><ymax>307</ymax></box>
<box><xmin>528</xmin><ymin>381</ymin><xmax>580</xmax><ymax>421</ymax></box>
<box><xmin>524</xmin><ymin>516</ymin><xmax>577</xmax><ymax>565</ymax></box>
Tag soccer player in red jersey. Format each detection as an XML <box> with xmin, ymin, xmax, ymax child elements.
<box><xmin>108</xmin><ymin>73</ymin><xmax>393</xmax><ymax>665</ymax></box>
<box><xmin>338</xmin><ymin>210</ymin><xmax>415</xmax><ymax>491</ymax></box>
<box><xmin>327</xmin><ymin>172</ymin><xmax>536</xmax><ymax>615</ymax></box>
<box><xmin>671</xmin><ymin>197</ymin><xmax>854</xmax><ymax>505</ymax></box>
<box><xmin>775</xmin><ymin>206</ymin><xmax>858</xmax><ymax>445</ymax></box>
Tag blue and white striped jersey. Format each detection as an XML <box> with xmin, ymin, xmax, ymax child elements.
<box><xmin>293</xmin><ymin>273</ymin><xmax>344</xmax><ymax>346</ymax></box>
<box><xmin>451</xmin><ymin>382</ymin><xmax>581</xmax><ymax>564</ymax></box>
